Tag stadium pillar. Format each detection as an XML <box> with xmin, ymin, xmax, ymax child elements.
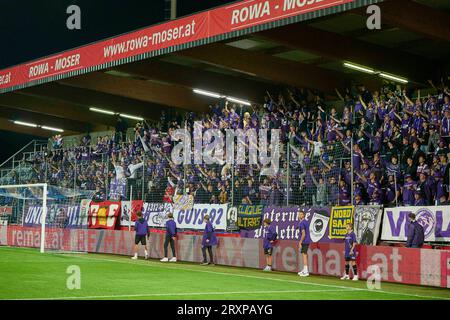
<box><xmin>231</xmin><ymin>161</ymin><xmax>234</xmax><ymax>206</ymax></box>
<box><xmin>350</xmin><ymin>139</ymin><xmax>354</xmax><ymax>205</ymax></box>
<box><xmin>394</xmin><ymin>173</ymin><xmax>398</xmax><ymax>207</ymax></box>
<box><xmin>74</xmin><ymin>158</ymin><xmax>77</xmax><ymax>191</ymax></box>
<box><xmin>105</xmin><ymin>155</ymin><xmax>109</xmax><ymax>200</ymax></box>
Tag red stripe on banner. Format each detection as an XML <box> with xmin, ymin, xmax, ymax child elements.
<box><xmin>0</xmin><ymin>0</ymin><xmax>355</xmax><ymax>92</ymax></box>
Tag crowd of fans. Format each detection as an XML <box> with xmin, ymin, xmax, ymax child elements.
<box><xmin>3</xmin><ymin>80</ymin><xmax>450</xmax><ymax>207</ymax></box>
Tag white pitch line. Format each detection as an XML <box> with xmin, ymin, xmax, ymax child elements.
<box><xmin>72</xmin><ymin>254</ymin><xmax>450</xmax><ymax>300</ymax></box>
<box><xmin>9</xmin><ymin>289</ymin><xmax>355</xmax><ymax>300</ymax></box>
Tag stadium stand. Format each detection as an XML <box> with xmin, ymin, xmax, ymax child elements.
<box><xmin>1</xmin><ymin>81</ymin><xmax>449</xmax><ymax>209</ymax></box>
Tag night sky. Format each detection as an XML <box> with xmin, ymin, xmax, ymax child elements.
<box><xmin>0</xmin><ymin>0</ymin><xmax>236</xmax><ymax>161</ymax></box>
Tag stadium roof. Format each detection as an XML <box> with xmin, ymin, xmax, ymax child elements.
<box><xmin>0</xmin><ymin>0</ymin><xmax>449</xmax><ymax>137</ymax></box>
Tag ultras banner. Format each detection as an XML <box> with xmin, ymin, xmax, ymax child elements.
<box><xmin>88</xmin><ymin>201</ymin><xmax>121</xmax><ymax>230</ymax></box>
<box><xmin>354</xmin><ymin>206</ymin><xmax>382</xmax><ymax>245</ymax></box>
<box><xmin>0</xmin><ymin>0</ymin><xmax>357</xmax><ymax>93</ymax></box>
<box><xmin>240</xmin><ymin>206</ymin><xmax>341</xmax><ymax>243</ymax></box>
<box><xmin>381</xmin><ymin>206</ymin><xmax>450</xmax><ymax>243</ymax></box>
<box><xmin>5</xmin><ymin>226</ymin><xmax>449</xmax><ymax>288</ymax></box>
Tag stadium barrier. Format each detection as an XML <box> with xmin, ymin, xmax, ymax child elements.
<box><xmin>1</xmin><ymin>225</ymin><xmax>449</xmax><ymax>288</ymax></box>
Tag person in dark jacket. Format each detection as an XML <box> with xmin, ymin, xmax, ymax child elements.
<box><xmin>406</xmin><ymin>213</ymin><xmax>424</xmax><ymax>248</ymax></box>
<box><xmin>263</xmin><ymin>218</ymin><xmax>277</xmax><ymax>272</ymax></box>
<box><xmin>161</xmin><ymin>213</ymin><xmax>177</xmax><ymax>262</ymax></box>
<box><xmin>132</xmin><ymin>211</ymin><xmax>149</xmax><ymax>260</ymax></box>
<box><xmin>201</xmin><ymin>215</ymin><xmax>217</xmax><ymax>266</ymax></box>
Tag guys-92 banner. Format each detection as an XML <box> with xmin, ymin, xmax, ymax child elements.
<box><xmin>329</xmin><ymin>206</ymin><xmax>354</xmax><ymax>239</ymax></box>
<box><xmin>236</xmin><ymin>204</ymin><xmax>263</xmax><ymax>230</ymax></box>
<box><xmin>88</xmin><ymin>201</ymin><xmax>121</xmax><ymax>230</ymax></box>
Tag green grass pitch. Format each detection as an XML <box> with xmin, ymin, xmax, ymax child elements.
<box><xmin>0</xmin><ymin>246</ymin><xmax>449</xmax><ymax>300</ymax></box>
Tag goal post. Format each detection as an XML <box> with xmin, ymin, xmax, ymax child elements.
<box><xmin>0</xmin><ymin>183</ymin><xmax>94</xmax><ymax>253</ymax></box>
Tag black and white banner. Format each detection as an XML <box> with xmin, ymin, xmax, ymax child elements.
<box><xmin>226</xmin><ymin>206</ymin><xmax>239</xmax><ymax>231</ymax></box>
<box><xmin>354</xmin><ymin>206</ymin><xmax>382</xmax><ymax>245</ymax></box>
<box><xmin>309</xmin><ymin>212</ymin><xmax>330</xmax><ymax>243</ymax></box>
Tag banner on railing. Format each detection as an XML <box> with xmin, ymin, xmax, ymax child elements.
<box><xmin>88</xmin><ymin>201</ymin><xmax>121</xmax><ymax>230</ymax></box>
<box><xmin>109</xmin><ymin>178</ymin><xmax>127</xmax><ymax>200</ymax></box>
<box><xmin>354</xmin><ymin>206</ymin><xmax>382</xmax><ymax>245</ymax></box>
<box><xmin>120</xmin><ymin>200</ymin><xmax>144</xmax><ymax>228</ymax></box>
<box><xmin>0</xmin><ymin>0</ymin><xmax>356</xmax><ymax>93</ymax></box>
<box><xmin>23</xmin><ymin>204</ymin><xmax>80</xmax><ymax>227</ymax></box>
<box><xmin>174</xmin><ymin>204</ymin><xmax>227</xmax><ymax>230</ymax></box>
<box><xmin>65</xmin><ymin>199</ymin><xmax>90</xmax><ymax>228</ymax></box>
<box><xmin>240</xmin><ymin>206</ymin><xmax>341</xmax><ymax>243</ymax></box>
<box><xmin>236</xmin><ymin>204</ymin><xmax>264</xmax><ymax>230</ymax></box>
<box><xmin>226</xmin><ymin>206</ymin><xmax>239</xmax><ymax>231</ymax></box>
<box><xmin>142</xmin><ymin>203</ymin><xmax>173</xmax><ymax>228</ymax></box>
<box><xmin>381</xmin><ymin>206</ymin><xmax>450</xmax><ymax>243</ymax></box>
<box><xmin>329</xmin><ymin>206</ymin><xmax>354</xmax><ymax>239</ymax></box>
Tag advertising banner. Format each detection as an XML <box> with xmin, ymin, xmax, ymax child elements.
<box><xmin>240</xmin><ymin>206</ymin><xmax>340</xmax><ymax>243</ymax></box>
<box><xmin>88</xmin><ymin>201</ymin><xmax>121</xmax><ymax>230</ymax></box>
<box><xmin>329</xmin><ymin>206</ymin><xmax>354</xmax><ymax>239</ymax></box>
<box><xmin>0</xmin><ymin>0</ymin><xmax>357</xmax><ymax>93</ymax></box>
<box><xmin>142</xmin><ymin>202</ymin><xmax>173</xmax><ymax>228</ymax></box>
<box><xmin>354</xmin><ymin>206</ymin><xmax>382</xmax><ymax>245</ymax></box>
<box><xmin>23</xmin><ymin>203</ymin><xmax>80</xmax><ymax>227</ymax></box>
<box><xmin>236</xmin><ymin>204</ymin><xmax>264</xmax><ymax>230</ymax></box>
<box><xmin>174</xmin><ymin>204</ymin><xmax>227</xmax><ymax>230</ymax></box>
<box><xmin>381</xmin><ymin>206</ymin><xmax>450</xmax><ymax>243</ymax></box>
<box><xmin>119</xmin><ymin>200</ymin><xmax>144</xmax><ymax>228</ymax></box>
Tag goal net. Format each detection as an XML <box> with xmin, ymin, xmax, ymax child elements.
<box><xmin>0</xmin><ymin>183</ymin><xmax>95</xmax><ymax>253</ymax></box>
